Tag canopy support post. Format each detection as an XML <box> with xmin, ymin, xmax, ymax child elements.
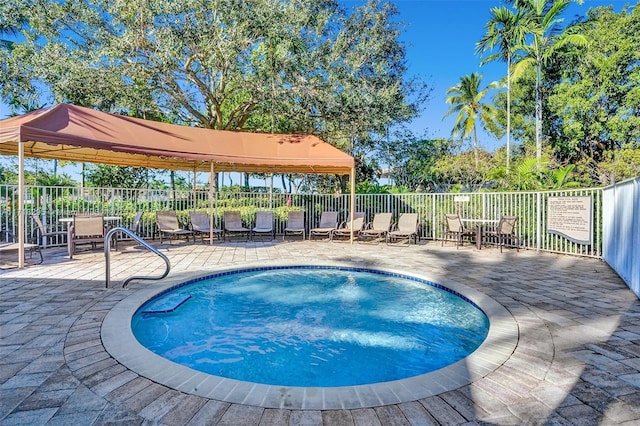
<box><xmin>18</xmin><ymin>139</ymin><xmax>25</xmax><ymax>268</ymax></box>
<box><xmin>193</xmin><ymin>168</ymin><xmax>197</xmax><ymax>210</ymax></box>
<box><xmin>350</xmin><ymin>167</ymin><xmax>356</xmax><ymax>244</ymax></box>
<box><xmin>209</xmin><ymin>163</ymin><xmax>215</xmax><ymax>245</ymax></box>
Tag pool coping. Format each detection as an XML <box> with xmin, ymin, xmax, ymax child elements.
<box><xmin>102</xmin><ymin>260</ymin><xmax>519</xmax><ymax>410</ymax></box>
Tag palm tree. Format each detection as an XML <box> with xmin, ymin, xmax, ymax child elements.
<box><xmin>476</xmin><ymin>6</ymin><xmax>530</xmax><ymax>173</ymax></box>
<box><xmin>511</xmin><ymin>0</ymin><xmax>588</xmax><ymax>168</ymax></box>
<box><xmin>444</xmin><ymin>73</ymin><xmax>499</xmax><ymax>170</ymax></box>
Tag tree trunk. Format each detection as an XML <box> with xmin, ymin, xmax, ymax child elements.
<box><xmin>536</xmin><ymin>64</ymin><xmax>542</xmax><ymax>169</ymax></box>
<box><xmin>473</xmin><ymin>127</ymin><xmax>479</xmax><ymax>170</ymax></box>
<box><xmin>506</xmin><ymin>54</ymin><xmax>511</xmax><ymax>174</ymax></box>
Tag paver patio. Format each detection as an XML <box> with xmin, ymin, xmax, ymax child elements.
<box><xmin>1</xmin><ymin>239</ymin><xmax>639</xmax><ymax>425</ymax></box>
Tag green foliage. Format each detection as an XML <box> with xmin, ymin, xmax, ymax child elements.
<box><xmin>84</xmin><ymin>165</ymin><xmax>160</xmax><ymax>189</ymax></box>
<box><xmin>545</xmin><ymin>4</ymin><xmax>640</xmax><ymax>184</ymax></box>
<box><xmin>444</xmin><ymin>73</ymin><xmax>500</xmax><ymax>169</ymax></box>
<box><xmin>1</xmin><ymin>0</ymin><xmax>428</xmax><ymax>185</ymax></box>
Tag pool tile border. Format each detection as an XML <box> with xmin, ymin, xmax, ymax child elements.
<box><xmin>102</xmin><ymin>261</ymin><xmax>518</xmax><ymax>410</ymax></box>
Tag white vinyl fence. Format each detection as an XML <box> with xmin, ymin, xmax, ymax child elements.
<box><xmin>603</xmin><ymin>177</ymin><xmax>640</xmax><ymax>298</ymax></box>
<box><xmin>0</xmin><ymin>184</ymin><xmax>605</xmax><ymax>258</ymax></box>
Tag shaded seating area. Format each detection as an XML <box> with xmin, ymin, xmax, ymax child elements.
<box><xmin>1</xmin><ymin>103</ymin><xmax>356</xmax><ymax>268</ymax></box>
<box><xmin>189</xmin><ymin>211</ymin><xmax>223</xmax><ymax>243</ymax></box>
<box><xmin>251</xmin><ymin>211</ymin><xmax>275</xmax><ymax>241</ymax></box>
<box><xmin>443</xmin><ymin>213</ymin><xmax>475</xmax><ymax>249</ymax></box>
<box><xmin>68</xmin><ymin>214</ymin><xmax>110</xmax><ymax>259</ymax></box>
<box><xmin>224</xmin><ymin>211</ymin><xmax>250</xmax><ymax>241</ymax></box>
<box><xmin>283</xmin><ymin>211</ymin><xmax>305</xmax><ymax>240</ymax></box>
<box><xmin>156</xmin><ymin>210</ymin><xmax>194</xmax><ymax>244</ymax></box>
<box><xmin>331</xmin><ymin>212</ymin><xmax>365</xmax><ymax>241</ymax></box>
<box><xmin>309</xmin><ymin>211</ymin><xmax>338</xmax><ymax>240</ymax></box>
<box><xmin>358</xmin><ymin>212</ymin><xmax>393</xmax><ymax>243</ymax></box>
<box><xmin>31</xmin><ymin>214</ymin><xmax>66</xmax><ymax>247</ymax></box>
<box><xmin>387</xmin><ymin>213</ymin><xmax>420</xmax><ymax>245</ymax></box>
<box><xmin>484</xmin><ymin>215</ymin><xmax>519</xmax><ymax>252</ymax></box>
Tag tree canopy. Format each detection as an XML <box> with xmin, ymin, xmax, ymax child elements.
<box><xmin>0</xmin><ymin>0</ymin><xmax>426</xmax><ymax>146</ymax></box>
<box><xmin>1</xmin><ymin>0</ymin><xmax>638</xmax><ymax>192</ymax></box>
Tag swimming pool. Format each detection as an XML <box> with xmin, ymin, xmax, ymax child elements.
<box><xmin>131</xmin><ymin>267</ymin><xmax>489</xmax><ymax>387</ymax></box>
<box><xmin>102</xmin><ymin>263</ymin><xmax>518</xmax><ymax>409</ymax></box>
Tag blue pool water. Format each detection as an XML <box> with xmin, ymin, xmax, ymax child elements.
<box><xmin>132</xmin><ymin>267</ymin><xmax>489</xmax><ymax>387</ymax></box>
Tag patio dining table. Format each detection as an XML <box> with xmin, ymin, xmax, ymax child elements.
<box><xmin>58</xmin><ymin>216</ymin><xmax>123</xmax><ymax>224</ymax></box>
<box><xmin>461</xmin><ymin>219</ymin><xmax>498</xmax><ymax>250</ymax></box>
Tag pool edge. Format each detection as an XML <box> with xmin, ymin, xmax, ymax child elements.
<box><xmin>101</xmin><ymin>261</ymin><xmax>518</xmax><ymax>410</ymax></box>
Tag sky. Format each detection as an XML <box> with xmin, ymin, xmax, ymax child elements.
<box><xmin>0</xmin><ymin>0</ymin><xmax>630</xmax><ymax>183</ymax></box>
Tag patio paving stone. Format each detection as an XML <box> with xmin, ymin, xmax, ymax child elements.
<box><xmin>0</xmin><ymin>239</ymin><xmax>638</xmax><ymax>425</ymax></box>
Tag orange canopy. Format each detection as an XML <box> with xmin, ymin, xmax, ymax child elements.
<box><xmin>0</xmin><ymin>103</ymin><xmax>354</xmax><ymax>174</ymax></box>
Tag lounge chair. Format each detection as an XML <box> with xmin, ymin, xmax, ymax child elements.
<box><xmin>251</xmin><ymin>211</ymin><xmax>275</xmax><ymax>241</ymax></box>
<box><xmin>283</xmin><ymin>211</ymin><xmax>305</xmax><ymax>240</ymax></box>
<box><xmin>189</xmin><ymin>211</ymin><xmax>223</xmax><ymax>243</ymax></box>
<box><xmin>223</xmin><ymin>211</ymin><xmax>250</xmax><ymax>241</ymax></box>
<box><xmin>331</xmin><ymin>212</ymin><xmax>366</xmax><ymax>241</ymax></box>
<box><xmin>0</xmin><ymin>230</ymin><xmax>43</xmax><ymax>264</ymax></box>
<box><xmin>386</xmin><ymin>213</ymin><xmax>420</xmax><ymax>245</ymax></box>
<box><xmin>309</xmin><ymin>211</ymin><xmax>338</xmax><ymax>240</ymax></box>
<box><xmin>68</xmin><ymin>214</ymin><xmax>109</xmax><ymax>259</ymax></box>
<box><xmin>484</xmin><ymin>215</ymin><xmax>519</xmax><ymax>252</ymax></box>
<box><xmin>443</xmin><ymin>214</ymin><xmax>474</xmax><ymax>249</ymax></box>
<box><xmin>156</xmin><ymin>210</ymin><xmax>194</xmax><ymax>244</ymax></box>
<box><xmin>358</xmin><ymin>212</ymin><xmax>392</xmax><ymax>243</ymax></box>
<box><xmin>31</xmin><ymin>213</ymin><xmax>66</xmax><ymax>247</ymax></box>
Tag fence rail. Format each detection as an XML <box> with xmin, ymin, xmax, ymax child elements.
<box><xmin>0</xmin><ymin>184</ymin><xmax>603</xmax><ymax>258</ymax></box>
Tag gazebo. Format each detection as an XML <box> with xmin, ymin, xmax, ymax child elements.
<box><xmin>0</xmin><ymin>103</ymin><xmax>356</xmax><ymax>266</ymax></box>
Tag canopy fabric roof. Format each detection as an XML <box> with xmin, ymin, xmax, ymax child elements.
<box><xmin>0</xmin><ymin>103</ymin><xmax>354</xmax><ymax>174</ymax></box>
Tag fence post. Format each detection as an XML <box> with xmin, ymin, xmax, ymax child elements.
<box><xmin>536</xmin><ymin>192</ymin><xmax>542</xmax><ymax>252</ymax></box>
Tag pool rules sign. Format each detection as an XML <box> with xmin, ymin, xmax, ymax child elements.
<box><xmin>547</xmin><ymin>196</ymin><xmax>593</xmax><ymax>245</ymax></box>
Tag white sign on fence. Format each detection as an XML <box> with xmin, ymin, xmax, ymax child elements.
<box><xmin>547</xmin><ymin>196</ymin><xmax>593</xmax><ymax>245</ymax></box>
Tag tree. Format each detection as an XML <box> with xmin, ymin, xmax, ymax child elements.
<box><xmin>1</xmin><ymin>0</ymin><xmax>427</xmax><ymax>194</ymax></box>
<box><xmin>377</xmin><ymin>128</ymin><xmax>450</xmax><ymax>191</ymax></box>
<box><xmin>84</xmin><ymin>165</ymin><xmax>160</xmax><ymax>189</ymax></box>
<box><xmin>545</xmin><ymin>4</ymin><xmax>640</xmax><ymax>185</ymax></box>
<box><xmin>476</xmin><ymin>6</ymin><xmax>530</xmax><ymax>173</ymax></box>
<box><xmin>511</xmin><ymin>0</ymin><xmax>588</xmax><ymax>168</ymax></box>
<box><xmin>444</xmin><ymin>73</ymin><xmax>499</xmax><ymax>170</ymax></box>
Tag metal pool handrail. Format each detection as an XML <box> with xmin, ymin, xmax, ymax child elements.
<box><xmin>105</xmin><ymin>227</ymin><xmax>171</xmax><ymax>289</ymax></box>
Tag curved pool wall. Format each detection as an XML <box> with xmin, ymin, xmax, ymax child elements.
<box><xmin>102</xmin><ymin>262</ymin><xmax>519</xmax><ymax>410</ymax></box>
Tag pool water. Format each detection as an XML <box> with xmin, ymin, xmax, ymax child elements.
<box><xmin>132</xmin><ymin>267</ymin><xmax>489</xmax><ymax>387</ymax></box>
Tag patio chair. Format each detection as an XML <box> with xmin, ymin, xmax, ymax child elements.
<box><xmin>309</xmin><ymin>211</ymin><xmax>338</xmax><ymax>240</ymax></box>
<box><xmin>283</xmin><ymin>211</ymin><xmax>305</xmax><ymax>240</ymax></box>
<box><xmin>484</xmin><ymin>215</ymin><xmax>519</xmax><ymax>252</ymax></box>
<box><xmin>330</xmin><ymin>212</ymin><xmax>366</xmax><ymax>241</ymax></box>
<box><xmin>223</xmin><ymin>211</ymin><xmax>250</xmax><ymax>241</ymax></box>
<box><xmin>31</xmin><ymin>213</ymin><xmax>66</xmax><ymax>247</ymax></box>
<box><xmin>189</xmin><ymin>211</ymin><xmax>223</xmax><ymax>243</ymax></box>
<box><xmin>129</xmin><ymin>211</ymin><xmax>143</xmax><ymax>235</ymax></box>
<box><xmin>0</xmin><ymin>229</ymin><xmax>43</xmax><ymax>264</ymax></box>
<box><xmin>68</xmin><ymin>214</ymin><xmax>110</xmax><ymax>259</ymax></box>
<box><xmin>251</xmin><ymin>211</ymin><xmax>275</xmax><ymax>241</ymax></box>
<box><xmin>443</xmin><ymin>214</ymin><xmax>474</xmax><ymax>249</ymax></box>
<box><xmin>156</xmin><ymin>210</ymin><xmax>194</xmax><ymax>244</ymax></box>
<box><xmin>358</xmin><ymin>212</ymin><xmax>393</xmax><ymax>243</ymax></box>
<box><xmin>386</xmin><ymin>213</ymin><xmax>420</xmax><ymax>245</ymax></box>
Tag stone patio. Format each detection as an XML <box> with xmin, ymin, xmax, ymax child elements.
<box><xmin>1</xmin><ymin>239</ymin><xmax>639</xmax><ymax>425</ymax></box>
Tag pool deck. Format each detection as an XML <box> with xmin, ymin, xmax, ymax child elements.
<box><xmin>1</xmin><ymin>239</ymin><xmax>639</xmax><ymax>425</ymax></box>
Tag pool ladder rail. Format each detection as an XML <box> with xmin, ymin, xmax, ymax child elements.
<box><xmin>105</xmin><ymin>227</ymin><xmax>171</xmax><ymax>289</ymax></box>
